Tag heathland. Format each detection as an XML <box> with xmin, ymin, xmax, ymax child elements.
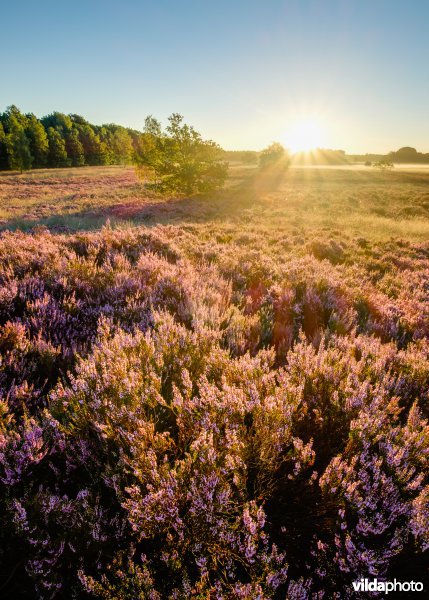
<box><xmin>0</xmin><ymin>163</ymin><xmax>428</xmax><ymax>598</ymax></box>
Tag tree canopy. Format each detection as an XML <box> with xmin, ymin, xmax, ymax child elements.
<box><xmin>5</xmin><ymin>115</ymin><xmax>33</xmax><ymax>173</ymax></box>
<box><xmin>134</xmin><ymin>113</ymin><xmax>228</xmax><ymax>195</ymax></box>
<box><xmin>0</xmin><ymin>106</ymin><xmax>138</xmax><ymax>171</ymax></box>
<box><xmin>0</xmin><ymin>107</ymin><xmax>230</xmax><ymax>189</ymax></box>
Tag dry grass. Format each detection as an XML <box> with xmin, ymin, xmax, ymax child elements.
<box><xmin>1</xmin><ymin>163</ymin><xmax>429</xmax><ymax>242</ymax></box>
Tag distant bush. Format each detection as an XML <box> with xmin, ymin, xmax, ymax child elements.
<box><xmin>259</xmin><ymin>142</ymin><xmax>289</xmax><ymax>169</ymax></box>
<box><xmin>374</xmin><ymin>160</ymin><xmax>394</xmax><ymax>170</ymax></box>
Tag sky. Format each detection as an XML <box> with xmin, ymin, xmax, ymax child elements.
<box><xmin>1</xmin><ymin>0</ymin><xmax>429</xmax><ymax>153</ymax></box>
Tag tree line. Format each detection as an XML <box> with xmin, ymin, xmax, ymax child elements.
<box><xmin>350</xmin><ymin>147</ymin><xmax>429</xmax><ymax>165</ymax></box>
<box><xmin>387</xmin><ymin>146</ymin><xmax>429</xmax><ymax>163</ymax></box>
<box><xmin>0</xmin><ymin>106</ymin><xmax>229</xmax><ymax>195</ymax></box>
<box><xmin>0</xmin><ymin>105</ymin><xmax>143</xmax><ymax>172</ymax></box>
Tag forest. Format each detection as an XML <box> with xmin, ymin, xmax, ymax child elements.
<box><xmin>0</xmin><ymin>105</ymin><xmax>146</xmax><ymax>172</ymax></box>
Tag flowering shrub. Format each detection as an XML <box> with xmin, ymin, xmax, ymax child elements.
<box><xmin>0</xmin><ymin>225</ymin><xmax>428</xmax><ymax>597</ymax></box>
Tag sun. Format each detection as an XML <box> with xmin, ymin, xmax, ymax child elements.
<box><xmin>285</xmin><ymin>119</ymin><xmax>325</xmax><ymax>154</ymax></box>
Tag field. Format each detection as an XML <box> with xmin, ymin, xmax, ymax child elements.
<box><xmin>1</xmin><ymin>164</ymin><xmax>428</xmax><ymax>598</ymax></box>
<box><xmin>2</xmin><ymin>164</ymin><xmax>429</xmax><ymax>239</ymax></box>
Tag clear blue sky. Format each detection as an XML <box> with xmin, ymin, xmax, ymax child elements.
<box><xmin>1</xmin><ymin>0</ymin><xmax>429</xmax><ymax>152</ymax></box>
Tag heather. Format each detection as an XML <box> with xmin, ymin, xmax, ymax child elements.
<box><xmin>0</xmin><ymin>165</ymin><xmax>429</xmax><ymax>597</ymax></box>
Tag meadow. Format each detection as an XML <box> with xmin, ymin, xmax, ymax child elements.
<box><xmin>0</xmin><ymin>163</ymin><xmax>428</xmax><ymax>598</ymax></box>
<box><xmin>2</xmin><ymin>163</ymin><xmax>429</xmax><ymax>239</ymax></box>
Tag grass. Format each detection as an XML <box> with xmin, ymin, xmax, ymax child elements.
<box><xmin>1</xmin><ymin>163</ymin><xmax>429</xmax><ymax>241</ymax></box>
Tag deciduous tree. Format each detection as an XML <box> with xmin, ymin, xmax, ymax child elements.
<box><xmin>65</xmin><ymin>128</ymin><xmax>85</xmax><ymax>166</ymax></box>
<box><xmin>47</xmin><ymin>127</ymin><xmax>69</xmax><ymax>167</ymax></box>
<box><xmin>78</xmin><ymin>124</ymin><xmax>105</xmax><ymax>165</ymax></box>
<box><xmin>25</xmin><ymin>114</ymin><xmax>49</xmax><ymax>168</ymax></box>
<box><xmin>110</xmin><ymin>127</ymin><xmax>133</xmax><ymax>164</ymax></box>
<box><xmin>135</xmin><ymin>114</ymin><xmax>228</xmax><ymax>195</ymax></box>
<box><xmin>6</xmin><ymin>116</ymin><xmax>33</xmax><ymax>172</ymax></box>
<box><xmin>0</xmin><ymin>122</ymin><xmax>7</xmax><ymax>170</ymax></box>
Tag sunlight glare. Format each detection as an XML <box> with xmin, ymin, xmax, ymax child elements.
<box><xmin>286</xmin><ymin>119</ymin><xmax>326</xmax><ymax>153</ymax></box>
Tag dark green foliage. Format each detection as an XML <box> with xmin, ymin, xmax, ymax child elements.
<box><xmin>47</xmin><ymin>127</ymin><xmax>69</xmax><ymax>167</ymax></box>
<box><xmin>41</xmin><ymin>112</ymin><xmax>72</xmax><ymax>136</ymax></box>
<box><xmin>165</xmin><ymin>113</ymin><xmax>228</xmax><ymax>194</ymax></box>
<box><xmin>110</xmin><ymin>127</ymin><xmax>133</xmax><ymax>165</ymax></box>
<box><xmin>77</xmin><ymin>124</ymin><xmax>106</xmax><ymax>165</ymax></box>
<box><xmin>69</xmin><ymin>113</ymin><xmax>89</xmax><ymax>126</ymax></box>
<box><xmin>1</xmin><ymin>108</ymin><xmax>32</xmax><ymax>177</ymax></box>
<box><xmin>6</xmin><ymin>116</ymin><xmax>33</xmax><ymax>172</ymax></box>
<box><xmin>135</xmin><ymin>113</ymin><xmax>228</xmax><ymax>195</ymax></box>
<box><xmin>133</xmin><ymin>116</ymin><xmax>164</xmax><ymax>184</ymax></box>
<box><xmin>0</xmin><ymin>122</ymin><xmax>7</xmax><ymax>170</ymax></box>
<box><xmin>0</xmin><ymin>107</ymin><xmax>143</xmax><ymax>171</ymax></box>
<box><xmin>3</xmin><ymin>104</ymin><xmax>28</xmax><ymax>128</ymax></box>
<box><xmin>65</xmin><ymin>129</ymin><xmax>85</xmax><ymax>167</ymax></box>
<box><xmin>25</xmin><ymin>114</ymin><xmax>49</xmax><ymax>168</ymax></box>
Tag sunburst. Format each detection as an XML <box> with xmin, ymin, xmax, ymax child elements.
<box><xmin>285</xmin><ymin>118</ymin><xmax>326</xmax><ymax>153</ymax></box>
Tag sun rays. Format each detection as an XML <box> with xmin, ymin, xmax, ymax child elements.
<box><xmin>284</xmin><ymin>118</ymin><xmax>326</xmax><ymax>153</ymax></box>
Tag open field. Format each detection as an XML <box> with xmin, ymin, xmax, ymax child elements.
<box><xmin>1</xmin><ymin>164</ymin><xmax>428</xmax><ymax>598</ymax></box>
<box><xmin>2</xmin><ymin>164</ymin><xmax>429</xmax><ymax>241</ymax></box>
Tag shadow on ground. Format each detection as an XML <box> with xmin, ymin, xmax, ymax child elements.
<box><xmin>2</xmin><ymin>165</ymin><xmax>429</xmax><ymax>234</ymax></box>
<box><xmin>0</xmin><ymin>164</ymin><xmax>290</xmax><ymax>232</ymax></box>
